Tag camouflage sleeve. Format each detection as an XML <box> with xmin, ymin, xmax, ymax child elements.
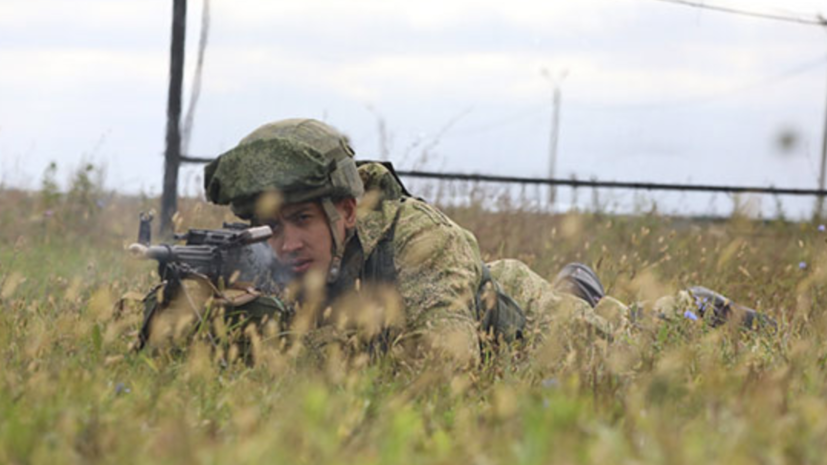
<box><xmin>391</xmin><ymin>199</ymin><xmax>483</xmax><ymax>367</ymax></box>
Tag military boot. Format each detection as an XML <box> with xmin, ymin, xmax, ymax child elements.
<box><xmin>687</xmin><ymin>286</ymin><xmax>777</xmax><ymax>331</ymax></box>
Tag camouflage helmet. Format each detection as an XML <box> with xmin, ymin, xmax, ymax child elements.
<box><xmin>204</xmin><ymin>118</ymin><xmax>364</xmax><ymax>220</ymax></box>
<box><xmin>203</xmin><ymin>118</ymin><xmax>364</xmax><ymax>283</ymax></box>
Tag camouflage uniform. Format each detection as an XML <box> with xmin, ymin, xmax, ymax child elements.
<box><xmin>198</xmin><ymin>119</ymin><xmax>773</xmax><ymax>367</ymax></box>
<box><xmin>487</xmin><ymin>259</ymin><xmax>627</xmax><ymax>340</ymax></box>
<box><xmin>141</xmin><ymin>118</ymin><xmax>773</xmax><ymax>363</ymax></box>
<box><xmin>200</xmin><ymin>119</ymin><xmax>618</xmax><ymax>365</ymax></box>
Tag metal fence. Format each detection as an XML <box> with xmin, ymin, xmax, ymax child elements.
<box><xmin>181</xmin><ymin>155</ymin><xmax>827</xmax><ymax>197</ymax></box>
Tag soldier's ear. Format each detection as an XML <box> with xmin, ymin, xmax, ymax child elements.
<box><xmin>337</xmin><ymin>197</ymin><xmax>358</xmax><ymax>228</ymax></box>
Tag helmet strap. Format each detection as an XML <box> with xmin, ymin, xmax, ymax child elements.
<box><xmin>320</xmin><ymin>197</ymin><xmax>345</xmax><ymax>283</ymax></box>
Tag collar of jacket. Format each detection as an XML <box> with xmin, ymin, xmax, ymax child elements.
<box><xmin>354</xmin><ymin>197</ymin><xmax>404</xmax><ymax>258</ymax></box>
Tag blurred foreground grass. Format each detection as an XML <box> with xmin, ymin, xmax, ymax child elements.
<box><xmin>3</xmin><ymin>184</ymin><xmax>827</xmax><ymax>464</ymax></box>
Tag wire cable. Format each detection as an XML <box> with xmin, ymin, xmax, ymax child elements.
<box><xmin>651</xmin><ymin>0</ymin><xmax>827</xmax><ymax>27</ymax></box>
<box><xmin>567</xmin><ymin>53</ymin><xmax>827</xmax><ymax>111</ymax></box>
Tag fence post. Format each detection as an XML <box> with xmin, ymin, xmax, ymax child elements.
<box><xmin>160</xmin><ymin>0</ymin><xmax>187</xmax><ymax>237</ymax></box>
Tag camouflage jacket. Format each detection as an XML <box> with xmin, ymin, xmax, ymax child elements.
<box><xmin>309</xmin><ymin>162</ymin><xmax>485</xmax><ymax>365</ymax></box>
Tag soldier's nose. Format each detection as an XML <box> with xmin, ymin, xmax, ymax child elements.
<box><xmin>280</xmin><ymin>228</ymin><xmax>303</xmax><ymax>254</ymax></box>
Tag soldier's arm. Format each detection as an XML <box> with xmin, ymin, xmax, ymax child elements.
<box><xmin>391</xmin><ymin>199</ymin><xmax>483</xmax><ymax>368</ymax></box>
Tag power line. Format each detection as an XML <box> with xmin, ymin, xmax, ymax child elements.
<box><xmin>393</xmin><ymin>53</ymin><xmax>827</xmax><ymax>133</ymax></box>
<box><xmin>650</xmin><ymin>0</ymin><xmax>827</xmax><ymax>213</ymax></box>
<box><xmin>442</xmin><ymin>104</ymin><xmax>548</xmax><ymax>137</ymax></box>
<box><xmin>569</xmin><ymin>53</ymin><xmax>827</xmax><ymax>111</ymax></box>
<box><xmin>651</xmin><ymin>0</ymin><xmax>827</xmax><ymax>27</ymax></box>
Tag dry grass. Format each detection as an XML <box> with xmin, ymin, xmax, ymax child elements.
<box><xmin>1</xmin><ymin>183</ymin><xmax>826</xmax><ymax>464</ymax></box>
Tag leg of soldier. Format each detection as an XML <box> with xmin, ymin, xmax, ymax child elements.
<box><xmin>487</xmin><ymin>259</ymin><xmax>629</xmax><ymax>342</ymax></box>
<box><xmin>551</xmin><ymin>262</ymin><xmax>606</xmax><ymax>308</ymax></box>
<box><xmin>551</xmin><ymin>261</ymin><xmax>632</xmax><ymax>331</ymax></box>
<box><xmin>550</xmin><ymin>263</ymin><xmax>775</xmax><ymax>331</ymax></box>
<box><xmin>653</xmin><ymin>286</ymin><xmax>776</xmax><ymax>330</ymax></box>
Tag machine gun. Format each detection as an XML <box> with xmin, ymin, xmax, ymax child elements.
<box><xmin>129</xmin><ymin>212</ymin><xmax>284</xmax><ymax>349</ymax></box>
<box><xmin>128</xmin><ymin>212</ymin><xmax>275</xmax><ymax>286</ymax></box>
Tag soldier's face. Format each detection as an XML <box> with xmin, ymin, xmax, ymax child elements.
<box><xmin>266</xmin><ymin>199</ymin><xmax>356</xmax><ymax>277</ymax></box>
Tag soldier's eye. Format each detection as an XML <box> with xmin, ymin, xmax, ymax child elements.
<box><xmin>291</xmin><ymin>213</ymin><xmax>312</xmax><ymax>225</ymax></box>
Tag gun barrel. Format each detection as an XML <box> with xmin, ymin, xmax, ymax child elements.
<box><xmin>243</xmin><ymin>226</ymin><xmax>273</xmax><ymax>244</ymax></box>
<box><xmin>128</xmin><ymin>243</ymin><xmax>174</xmax><ymax>262</ymax></box>
<box><xmin>128</xmin><ymin>243</ymin><xmax>149</xmax><ymax>259</ymax></box>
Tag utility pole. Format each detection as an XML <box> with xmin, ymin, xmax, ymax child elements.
<box><xmin>541</xmin><ymin>68</ymin><xmax>567</xmax><ymax>208</ymax></box>
<box><xmin>548</xmin><ymin>84</ymin><xmax>561</xmax><ymax>206</ymax></box>
<box><xmin>161</xmin><ymin>0</ymin><xmax>187</xmax><ymax>237</ymax></box>
<box><xmin>814</xmin><ymin>25</ymin><xmax>827</xmax><ymax>218</ymax></box>
<box><xmin>817</xmin><ymin>77</ymin><xmax>827</xmax><ymax>217</ymax></box>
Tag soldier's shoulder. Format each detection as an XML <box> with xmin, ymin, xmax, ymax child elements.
<box><xmin>357</xmin><ymin>161</ymin><xmax>407</xmax><ymax>201</ymax></box>
<box><xmin>392</xmin><ymin>199</ymin><xmax>482</xmax><ymax>263</ymax></box>
<box><xmin>395</xmin><ymin>197</ymin><xmax>454</xmax><ymax>231</ymax></box>
<box><xmin>356</xmin><ymin>195</ymin><xmax>462</xmax><ymax>256</ymax></box>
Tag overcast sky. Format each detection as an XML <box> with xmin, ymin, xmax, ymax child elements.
<box><xmin>1</xmin><ymin>0</ymin><xmax>826</xmax><ymax>217</ymax></box>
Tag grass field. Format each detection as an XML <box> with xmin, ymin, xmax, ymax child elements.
<box><xmin>2</xmin><ymin>180</ymin><xmax>827</xmax><ymax>464</ymax></box>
